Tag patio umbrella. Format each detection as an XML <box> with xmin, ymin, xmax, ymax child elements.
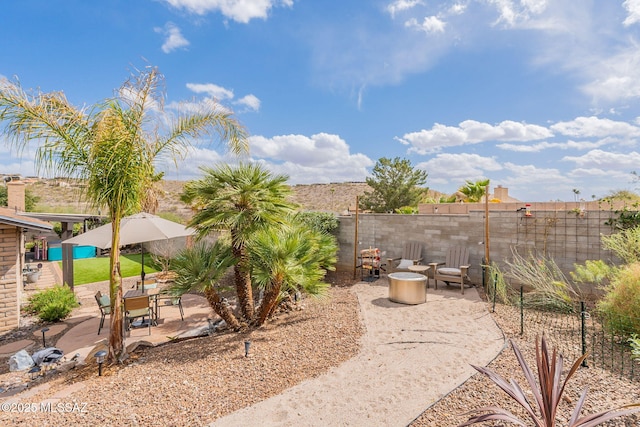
<box><xmin>63</xmin><ymin>212</ymin><xmax>194</xmax><ymax>284</ymax></box>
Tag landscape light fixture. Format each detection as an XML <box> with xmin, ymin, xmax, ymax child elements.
<box><xmin>244</xmin><ymin>340</ymin><xmax>251</xmax><ymax>357</ymax></box>
<box><xmin>40</xmin><ymin>327</ymin><xmax>49</xmax><ymax>348</ymax></box>
<box><xmin>94</xmin><ymin>350</ymin><xmax>107</xmax><ymax>376</ymax></box>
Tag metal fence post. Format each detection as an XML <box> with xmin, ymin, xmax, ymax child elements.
<box><xmin>520</xmin><ymin>286</ymin><xmax>524</xmax><ymax>336</ymax></box>
<box><xmin>492</xmin><ymin>273</ymin><xmax>497</xmax><ymax>313</ymax></box>
<box><xmin>581</xmin><ymin>301</ymin><xmax>588</xmax><ymax>367</ymax></box>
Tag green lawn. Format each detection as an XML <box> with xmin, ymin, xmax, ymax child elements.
<box><xmin>61</xmin><ymin>254</ymin><xmax>160</xmax><ymax>285</ymax></box>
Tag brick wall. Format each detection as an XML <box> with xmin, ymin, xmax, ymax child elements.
<box><xmin>0</xmin><ymin>225</ymin><xmax>20</xmax><ymax>333</ymax></box>
<box><xmin>336</xmin><ymin>206</ymin><xmax>625</xmax><ymax>295</ymax></box>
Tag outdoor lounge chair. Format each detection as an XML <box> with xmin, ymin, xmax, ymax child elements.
<box><xmin>94</xmin><ymin>291</ymin><xmax>111</xmax><ymax>335</ymax></box>
<box><xmin>429</xmin><ymin>246</ymin><xmax>471</xmax><ymax>294</ymax></box>
<box><xmin>123</xmin><ymin>295</ymin><xmax>152</xmax><ymax>335</ymax></box>
<box><xmin>387</xmin><ymin>241</ymin><xmax>424</xmax><ymax>273</ymax></box>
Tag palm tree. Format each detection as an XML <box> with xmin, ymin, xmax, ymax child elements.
<box><xmin>169</xmin><ymin>240</ymin><xmax>240</xmax><ymax>329</ymax></box>
<box><xmin>181</xmin><ymin>163</ymin><xmax>295</xmax><ymax>325</ymax></box>
<box><xmin>249</xmin><ymin>219</ymin><xmax>335</xmax><ymax>325</ymax></box>
<box><xmin>0</xmin><ymin>67</ymin><xmax>248</xmax><ymax>360</ymax></box>
<box><xmin>459</xmin><ymin>178</ymin><xmax>491</xmax><ymax>203</ymax></box>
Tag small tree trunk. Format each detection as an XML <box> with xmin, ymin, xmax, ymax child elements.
<box><xmin>203</xmin><ymin>288</ymin><xmax>241</xmax><ymax>330</ymax></box>
<box><xmin>108</xmin><ymin>217</ymin><xmax>125</xmax><ymax>362</ymax></box>
<box><xmin>255</xmin><ymin>282</ymin><xmax>281</xmax><ymax>326</ymax></box>
<box><xmin>232</xmin><ymin>236</ymin><xmax>254</xmax><ymax>321</ymax></box>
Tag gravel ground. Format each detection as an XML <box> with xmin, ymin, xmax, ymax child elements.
<box><xmin>411</xmin><ymin>302</ymin><xmax>640</xmax><ymax>426</ymax></box>
<box><xmin>1</xmin><ymin>275</ymin><xmax>638</xmax><ymax>426</ymax></box>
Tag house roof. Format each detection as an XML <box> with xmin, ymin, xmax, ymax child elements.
<box><xmin>20</xmin><ymin>212</ymin><xmax>105</xmax><ymax>224</ymax></box>
<box><xmin>0</xmin><ymin>207</ymin><xmax>53</xmax><ymax>232</ymax></box>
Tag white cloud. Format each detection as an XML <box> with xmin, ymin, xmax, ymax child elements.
<box><xmin>160</xmin><ymin>0</ymin><xmax>292</xmax><ymax>24</ymax></box>
<box><xmin>416</xmin><ymin>153</ymin><xmax>503</xmax><ymax>185</ymax></box>
<box><xmin>497</xmin><ymin>139</ymin><xmax>603</xmax><ymax>152</ymax></box>
<box><xmin>166</xmin><ymin>97</ymin><xmax>234</xmax><ymax>117</ymax></box>
<box><xmin>250</xmin><ymin>133</ymin><xmax>372</xmax><ymax>168</ymax></box>
<box><xmin>155</xmin><ymin>22</ymin><xmax>190</xmax><ymax>54</ymax></box>
<box><xmin>562</xmin><ymin>149</ymin><xmax>640</xmax><ymax>170</ymax></box>
<box><xmin>163</xmin><ymin>132</ymin><xmax>374</xmax><ymax>184</ymax></box>
<box><xmin>448</xmin><ymin>3</ymin><xmax>467</xmax><ymax>15</ymax></box>
<box><xmin>119</xmin><ymin>86</ymin><xmax>162</xmax><ymax>112</ymax></box>
<box><xmin>499</xmin><ymin>162</ymin><xmax>574</xmax><ymax>201</ymax></box>
<box><xmin>0</xmin><ymin>150</ymin><xmax>38</xmax><ymax>177</ymax></box>
<box><xmin>186</xmin><ymin>83</ymin><xmax>234</xmax><ymax>100</ymax></box>
<box><xmin>551</xmin><ymin>116</ymin><xmax>640</xmax><ymax>138</ymax></box>
<box><xmin>405</xmin><ymin>15</ymin><xmax>446</xmax><ymax>33</ymax></box>
<box><xmin>387</xmin><ymin>0</ymin><xmax>423</xmax><ymax>19</ymax></box>
<box><xmin>580</xmin><ymin>46</ymin><xmax>640</xmax><ymax>103</ymax></box>
<box><xmin>623</xmin><ymin>0</ymin><xmax>640</xmax><ymax>26</ymax></box>
<box><xmin>399</xmin><ymin>120</ymin><xmax>552</xmax><ymax>154</ymax></box>
<box><xmin>488</xmin><ymin>0</ymin><xmax>549</xmax><ymax>28</ymax></box>
<box><xmin>235</xmin><ymin>94</ymin><xmax>261</xmax><ymax>111</ymax></box>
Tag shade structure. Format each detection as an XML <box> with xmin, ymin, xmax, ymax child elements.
<box><xmin>63</xmin><ymin>213</ymin><xmax>193</xmax><ymax>285</ymax></box>
<box><xmin>63</xmin><ymin>212</ymin><xmax>193</xmax><ymax>249</ymax></box>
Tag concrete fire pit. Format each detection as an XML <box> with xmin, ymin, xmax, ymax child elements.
<box><xmin>388</xmin><ymin>272</ymin><xmax>427</xmax><ymax>305</ymax></box>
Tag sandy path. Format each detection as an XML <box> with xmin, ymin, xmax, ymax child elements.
<box><xmin>211</xmin><ymin>280</ymin><xmax>505</xmax><ymax>427</ymax></box>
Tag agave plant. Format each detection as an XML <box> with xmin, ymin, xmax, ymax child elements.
<box><xmin>460</xmin><ymin>336</ymin><xmax>640</xmax><ymax>427</ymax></box>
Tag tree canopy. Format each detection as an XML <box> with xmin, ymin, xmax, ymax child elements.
<box><xmin>458</xmin><ymin>178</ymin><xmax>490</xmax><ymax>203</ymax></box>
<box><xmin>359</xmin><ymin>157</ymin><xmax>428</xmax><ymax>213</ymax></box>
<box><xmin>0</xmin><ymin>66</ymin><xmax>248</xmax><ymax>360</ymax></box>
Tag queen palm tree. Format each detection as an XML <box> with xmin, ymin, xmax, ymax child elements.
<box><xmin>181</xmin><ymin>163</ymin><xmax>296</xmax><ymax>324</ymax></box>
<box><xmin>0</xmin><ymin>67</ymin><xmax>248</xmax><ymax>360</ymax></box>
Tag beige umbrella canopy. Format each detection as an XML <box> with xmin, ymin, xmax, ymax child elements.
<box><xmin>63</xmin><ymin>212</ymin><xmax>193</xmax><ymax>282</ymax></box>
<box><xmin>63</xmin><ymin>212</ymin><xmax>193</xmax><ymax>249</ymax></box>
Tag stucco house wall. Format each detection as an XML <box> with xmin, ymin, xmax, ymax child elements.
<box><xmin>0</xmin><ymin>224</ymin><xmax>20</xmax><ymax>332</ymax></box>
<box><xmin>0</xmin><ymin>207</ymin><xmax>52</xmax><ymax>333</ymax></box>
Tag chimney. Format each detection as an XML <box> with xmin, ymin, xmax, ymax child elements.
<box><xmin>6</xmin><ymin>179</ymin><xmax>26</xmax><ymax>212</ymax></box>
<box><xmin>493</xmin><ymin>185</ymin><xmax>509</xmax><ymax>202</ymax></box>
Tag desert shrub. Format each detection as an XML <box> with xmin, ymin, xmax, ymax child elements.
<box><xmin>605</xmin><ymin>205</ymin><xmax>640</xmax><ymax>230</ymax></box>
<box><xmin>597</xmin><ymin>262</ymin><xmax>640</xmax><ymax>336</ymax></box>
<box><xmin>294</xmin><ymin>211</ymin><xmax>339</xmax><ymax>234</ymax></box>
<box><xmin>630</xmin><ymin>334</ymin><xmax>640</xmax><ymax>363</ymax></box>
<box><xmin>485</xmin><ymin>262</ymin><xmax>511</xmax><ymax>304</ymax></box>
<box><xmin>394</xmin><ymin>206</ymin><xmax>418</xmax><ymax>214</ymax></box>
<box><xmin>504</xmin><ymin>249</ymin><xmax>579</xmax><ymax>312</ymax></box>
<box><xmin>570</xmin><ymin>259</ymin><xmax>615</xmax><ymax>289</ymax></box>
<box><xmin>25</xmin><ymin>285</ymin><xmax>78</xmax><ymax>322</ymax></box>
<box><xmin>601</xmin><ymin>225</ymin><xmax>640</xmax><ymax>264</ymax></box>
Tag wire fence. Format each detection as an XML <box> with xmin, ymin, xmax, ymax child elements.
<box><xmin>487</xmin><ymin>285</ymin><xmax>639</xmax><ymax>382</ymax></box>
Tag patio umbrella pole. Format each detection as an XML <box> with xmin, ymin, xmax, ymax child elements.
<box><xmin>140</xmin><ymin>244</ymin><xmax>146</xmax><ymax>290</ymax></box>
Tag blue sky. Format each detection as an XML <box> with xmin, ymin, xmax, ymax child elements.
<box><xmin>2</xmin><ymin>0</ymin><xmax>640</xmax><ymax>202</ymax></box>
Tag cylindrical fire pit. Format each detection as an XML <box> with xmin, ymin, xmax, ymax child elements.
<box><xmin>388</xmin><ymin>272</ymin><xmax>427</xmax><ymax>305</ymax></box>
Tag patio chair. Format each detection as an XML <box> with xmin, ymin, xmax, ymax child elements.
<box><xmin>429</xmin><ymin>246</ymin><xmax>471</xmax><ymax>294</ymax></box>
<box><xmin>94</xmin><ymin>291</ymin><xmax>111</xmax><ymax>335</ymax></box>
<box><xmin>136</xmin><ymin>279</ymin><xmax>157</xmax><ymax>291</ymax></box>
<box><xmin>123</xmin><ymin>295</ymin><xmax>152</xmax><ymax>335</ymax></box>
<box><xmin>387</xmin><ymin>241</ymin><xmax>424</xmax><ymax>273</ymax></box>
<box><xmin>156</xmin><ymin>293</ymin><xmax>184</xmax><ymax>321</ymax></box>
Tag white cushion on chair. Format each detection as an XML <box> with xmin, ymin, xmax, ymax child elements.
<box><xmin>438</xmin><ymin>267</ymin><xmax>461</xmax><ymax>275</ymax></box>
<box><xmin>397</xmin><ymin>259</ymin><xmax>414</xmax><ymax>269</ymax></box>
